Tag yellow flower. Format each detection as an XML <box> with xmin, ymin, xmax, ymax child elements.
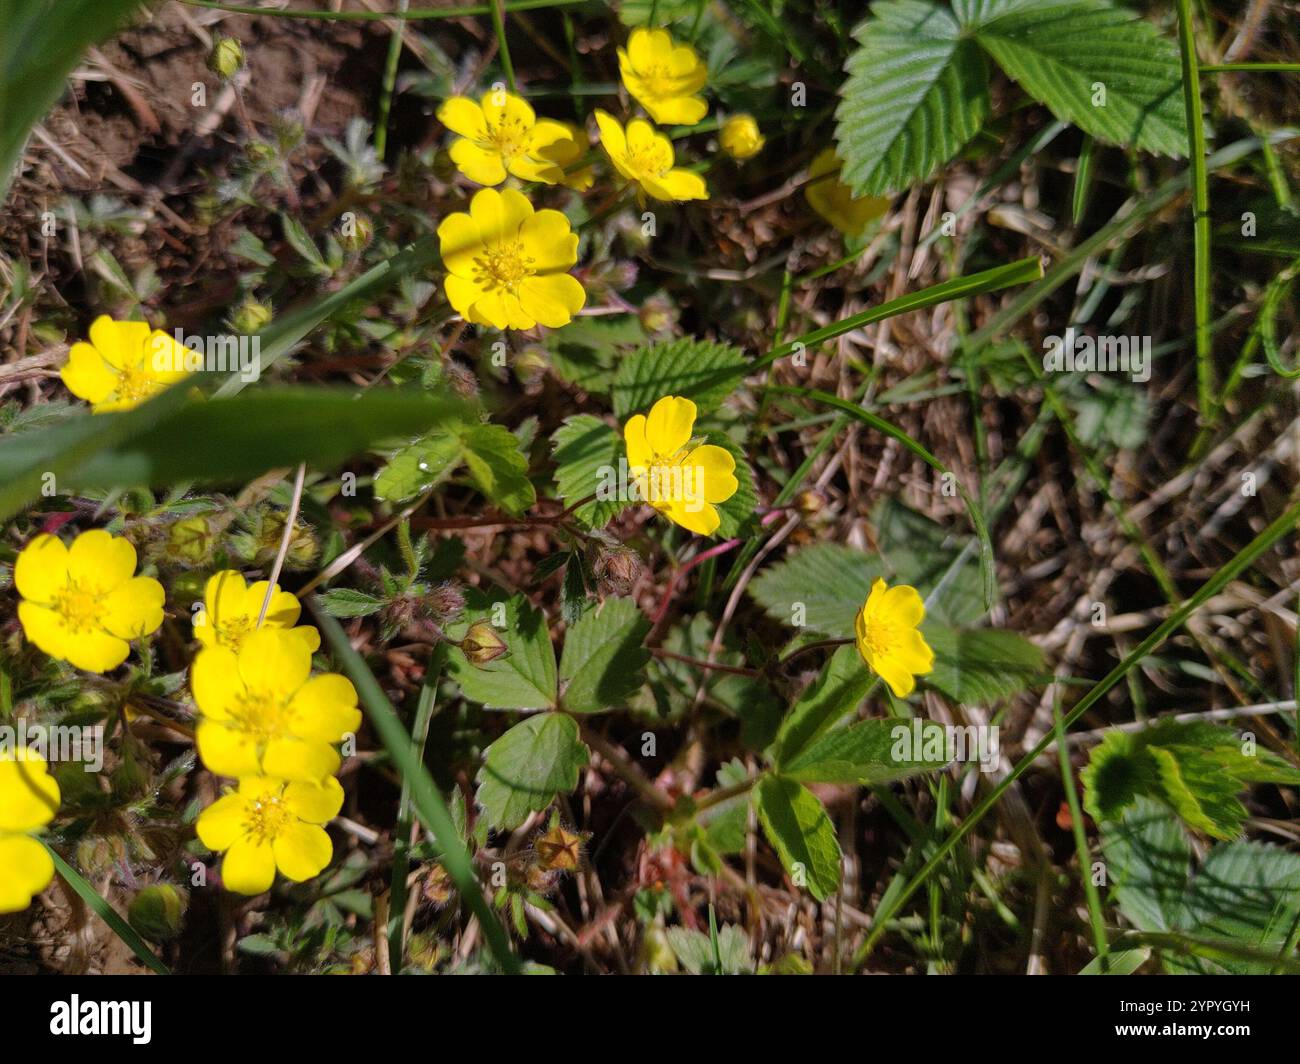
<box><xmin>805</xmin><ymin>148</ymin><xmax>889</xmax><ymax>238</ymax></box>
<box><xmin>0</xmin><ymin>749</ymin><xmax>60</xmax><ymax>913</ymax></box>
<box><xmin>595</xmin><ymin>111</ymin><xmax>708</xmax><ymax>204</ymax></box>
<box><xmin>438</xmin><ymin>91</ymin><xmax>584</xmax><ymax>186</ymax></box>
<box><xmin>437</xmin><ymin>187</ymin><xmax>585</xmax><ymax>331</ymax></box>
<box><xmin>617</xmin><ymin>27</ymin><xmax>708</xmax><ymax>126</ymax></box>
<box><xmin>854</xmin><ymin>578</ymin><xmax>934</xmax><ymax>698</ymax></box>
<box><xmin>60</xmin><ymin>315</ymin><xmax>190</xmax><ymax>413</ymax></box>
<box><xmin>536</xmin><ymin>121</ymin><xmax>595</xmax><ymax>191</ymax></box>
<box><xmin>197</xmin><ymin>775</ymin><xmax>343</xmax><ymax>895</ymax></box>
<box><xmin>193</xmin><ymin>570</ymin><xmax>320</xmax><ymax>655</ymax></box>
<box><xmin>16</xmin><ymin>530</ymin><xmax>165</xmax><ymax>673</ymax></box>
<box><xmin>193</xmin><ymin>628</ymin><xmax>360</xmax><ymax>783</ymax></box>
<box><xmin>623</xmin><ymin>395</ymin><xmax>738</xmax><ymax>536</ymax></box>
<box><xmin>720</xmin><ymin>114</ymin><xmax>764</xmax><ymax>161</ymax></box>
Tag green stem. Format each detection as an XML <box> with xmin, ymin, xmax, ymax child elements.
<box><xmin>1175</xmin><ymin>0</ymin><xmax>1213</xmax><ymax>422</ymax></box>
<box><xmin>491</xmin><ymin>0</ymin><xmax>517</xmax><ymax>93</ymax></box>
<box><xmin>374</xmin><ymin>0</ymin><xmax>410</xmax><ymax>160</ymax></box>
<box><xmin>1053</xmin><ymin>698</ymin><xmax>1109</xmax><ymax>970</ymax></box>
<box><xmin>1202</xmin><ymin>62</ymin><xmax>1300</xmax><ymax>73</ymax></box>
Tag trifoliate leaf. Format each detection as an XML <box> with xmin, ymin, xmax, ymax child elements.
<box><xmin>754</xmin><ymin>776</ymin><xmax>842</xmax><ymax>902</ymax></box>
<box><xmin>557</xmin><ymin>596</ymin><xmax>651</xmax><ymax>714</ymax></box>
<box><xmin>475</xmin><ymin>713</ymin><xmax>589</xmax><ymax>830</ymax></box>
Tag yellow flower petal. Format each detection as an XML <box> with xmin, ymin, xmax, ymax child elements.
<box><xmin>221</xmin><ymin>838</ymin><xmax>276</xmax><ymax>894</ymax></box>
<box><xmin>449</xmin><ymin>138</ymin><xmax>508</xmax><ymax>186</ymax></box>
<box><xmin>468</xmin><ymin>186</ymin><xmax>531</xmax><ymax>244</ymax></box>
<box><xmin>436</xmin><ymin>95</ymin><xmax>488</xmax><ymax>139</ymax></box>
<box><xmin>518</xmin><ymin>273</ymin><xmax>586</xmax><ymax>329</ymax></box>
<box><xmin>623</xmin><ymin>413</ymin><xmax>652</xmax><ymax>470</ymax></box>
<box><xmin>878</xmin><ymin>583</ymin><xmax>926</xmax><ymax>628</ymax></box>
<box><xmin>273</xmin><ymin>821</ymin><xmax>333</xmax><ymax>881</ymax></box>
<box><xmin>195</xmin><ymin>719</ymin><xmax>262</xmax><ymax>778</ymax></box>
<box><xmin>643</xmin><ymin>167</ymin><xmax>709</xmax><ymax>202</ymax></box>
<box><xmin>14</xmin><ymin>534</ymin><xmax>69</xmax><ymax>602</ymax></box>
<box><xmin>61</xmin><ymin>342</ymin><xmax>119</xmax><ymax>404</ymax></box>
<box><xmin>645</xmin><ymin>395</ymin><xmax>697</xmax><ymax>455</ymax></box>
<box><xmin>0</xmin><ymin>751</ymin><xmax>61</xmax><ymax>832</ymax></box>
<box><xmin>283</xmin><ymin>776</ymin><xmax>344</xmax><ymax>824</ymax></box>
<box><xmin>67</xmin><ymin>529</ymin><xmax>137</xmax><ymax>591</ymax></box>
<box><xmin>641</xmin><ymin>94</ymin><xmax>708</xmax><ymax>126</ymax></box>
<box><xmin>245</xmin><ymin>581</ymin><xmax>303</xmax><ymax>630</ymax></box>
<box><xmin>0</xmin><ymin>835</ymin><xmax>55</xmax><ymax>913</ymax></box>
<box><xmin>262</xmin><ymin>736</ymin><xmax>341</xmax><ymax>783</ymax></box>
<box><xmin>661</xmin><ymin>498</ymin><xmax>721</xmax><ymax>536</ymax></box>
<box><xmin>684</xmin><ymin>443</ymin><xmax>738</xmax><ymax>504</ymax></box>
<box><xmin>195</xmin><ymin>791</ymin><xmax>247</xmax><ymax>850</ymax></box>
<box><xmin>287</xmin><ymin>674</ymin><xmax>361</xmax><ymax>743</ymax></box>
<box><xmin>101</xmin><ymin>576</ymin><xmax>165</xmax><ymax>640</ymax></box>
<box><xmin>237</xmin><ymin>628</ymin><xmax>311</xmax><ymax>698</ymax></box>
<box><xmin>88</xmin><ymin>315</ymin><xmax>150</xmax><ymax>370</ymax></box>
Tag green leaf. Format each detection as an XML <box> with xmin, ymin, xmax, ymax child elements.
<box><xmin>373</xmin><ymin>429</ymin><xmax>462</xmax><ymax>503</ymax></box>
<box><xmin>1100</xmin><ymin>797</ymin><xmax>1192</xmax><ymax>933</ymax></box>
<box><xmin>922</xmin><ymin>623</ymin><xmax>1044</xmax><ymax>703</ymax></box>
<box><xmin>836</xmin><ymin>0</ymin><xmax>990</xmax><ymax>196</ymax></box>
<box><xmin>969</xmin><ymin>0</ymin><xmax>1186</xmax><ymax>157</ymax></box>
<box><xmin>1082</xmin><ymin>720</ymin><xmax>1300</xmax><ymax>839</ymax></box>
<box><xmin>316</xmin><ymin>587</ymin><xmax>387</xmax><ymax>618</ymax></box>
<box><xmin>460</xmin><ymin>422</ymin><xmax>535</xmax><ymax>515</ymax></box>
<box><xmin>0</xmin><ymin>0</ymin><xmax>145</xmax><ymax>201</ymax></box>
<box><xmin>557</xmin><ymin>597</ymin><xmax>651</xmax><ymax>713</ymax></box>
<box><xmin>749</xmin><ymin>543</ymin><xmax>885</xmax><ymax>637</ymax></box>
<box><xmin>610</xmin><ymin>339</ymin><xmax>750</xmax><ymax>419</ymax></box>
<box><xmin>665</xmin><ymin>924</ymin><xmax>753</xmax><ymax>974</ymax></box>
<box><xmin>754</xmin><ymin>776</ymin><xmax>842</xmax><ymax>902</ymax></box>
<box><xmin>772</xmin><ymin>644</ymin><xmax>873</xmax><ymax>768</ymax></box>
<box><xmin>0</xmin><ymin>389</ymin><xmax>462</xmax><ymax>495</ymax></box>
<box><xmin>783</xmin><ymin>718</ymin><xmax>951</xmax><ymax>785</ymax></box>
<box><xmin>475</xmin><ymin>713</ymin><xmax>589</xmax><ymax>831</ymax></box>
<box><xmin>445</xmin><ymin>592</ymin><xmax>558</xmax><ymax>710</ymax></box>
<box><xmin>699</xmin><ymin>759</ymin><xmax>750</xmax><ymax>855</ymax></box>
<box><xmin>550</xmin><ymin>414</ymin><xmax>630</xmax><ymax>528</ymax></box>
<box><xmin>547</xmin><ymin>315</ymin><xmax>646</xmax><ymax>394</ymax></box>
<box><xmin>1079</xmin><ymin>948</ymin><xmax>1150</xmax><ymax>975</ymax></box>
<box><xmin>872</xmin><ymin>498</ymin><xmax>988</xmax><ymax>624</ymax></box>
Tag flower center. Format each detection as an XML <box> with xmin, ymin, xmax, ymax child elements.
<box><xmin>642</xmin><ymin>454</ymin><xmax>702</xmax><ymax>507</ymax></box>
<box><xmin>483</xmin><ymin>116</ymin><xmax>529</xmax><ymax>161</ymax></box>
<box><xmin>641</xmin><ymin>64</ymin><xmax>678</xmax><ymax>99</ymax></box>
<box><xmin>861</xmin><ymin>616</ymin><xmax>902</xmax><ymax>661</ymax></box>
<box><xmin>242</xmin><ymin>791</ymin><xmax>293</xmax><ymax>845</ymax></box>
<box><xmin>473</xmin><ymin>241</ymin><xmax>535</xmax><ymax>293</ymax></box>
<box><xmin>228</xmin><ymin>687</ymin><xmax>295</xmax><ymax>746</ymax></box>
<box><xmin>114</xmin><ymin>363</ymin><xmax>158</xmax><ymax>403</ymax></box>
<box><xmin>626</xmin><ymin>142</ymin><xmax>672</xmax><ymax>179</ymax></box>
<box><xmin>216</xmin><ymin>615</ymin><xmax>254</xmax><ymax>653</ymax></box>
<box><xmin>50</xmin><ymin>581</ymin><xmax>104</xmax><ymax>634</ymax></box>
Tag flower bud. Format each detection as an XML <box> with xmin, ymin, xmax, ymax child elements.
<box><xmin>425</xmin><ymin>581</ymin><xmax>465</xmax><ymax>625</ymax></box>
<box><xmin>340</xmin><ymin>213</ymin><xmax>374</xmax><ymax>252</ymax></box>
<box><xmin>460</xmin><ymin>622</ymin><xmax>507</xmax><ymax>666</ymax></box>
<box><xmin>229</xmin><ymin>295</ymin><xmax>273</xmax><ymax>335</ymax></box>
<box><xmin>166</xmin><ymin>515</ymin><xmax>213</xmax><ymax>565</ymax></box>
<box><xmin>208</xmin><ymin>36</ymin><xmax>245</xmax><ymax>80</ymax></box>
<box><xmin>128</xmin><ymin>884</ymin><xmax>187</xmax><ymax>941</ymax></box>
<box><xmin>720</xmin><ymin>114</ymin><xmax>764</xmax><ymax>161</ymax></box>
<box><xmin>594</xmin><ymin>545</ymin><xmax>642</xmax><ymax>598</ymax></box>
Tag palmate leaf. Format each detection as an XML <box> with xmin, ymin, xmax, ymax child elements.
<box><xmin>835</xmin><ymin>0</ymin><xmax>991</xmax><ymax>197</ymax></box>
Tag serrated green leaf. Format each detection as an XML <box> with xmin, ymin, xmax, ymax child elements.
<box><xmin>611</xmin><ymin>339</ymin><xmax>750</xmax><ymax>419</ymax></box>
<box><xmin>1099</xmin><ymin>797</ymin><xmax>1192</xmax><ymax>933</ymax></box>
<box><xmin>475</xmin><ymin>713</ymin><xmax>589</xmax><ymax>830</ymax></box>
<box><xmin>547</xmin><ymin>315</ymin><xmax>646</xmax><ymax>393</ymax></box>
<box><xmin>836</xmin><ymin>0</ymin><xmax>990</xmax><ymax>197</ymax></box>
<box><xmin>970</xmin><ymin>0</ymin><xmax>1186</xmax><ymax>157</ymax></box>
<box><xmin>445</xmin><ymin>592</ymin><xmax>557</xmax><ymax>710</ymax></box>
<box><xmin>460</xmin><ymin>422</ymin><xmax>535</xmax><ymax>516</ymax></box>
<box><xmin>699</xmin><ymin>759</ymin><xmax>750</xmax><ymax>855</ymax></box>
<box><xmin>872</xmin><ymin>498</ymin><xmax>988</xmax><ymax>624</ymax></box>
<box><xmin>373</xmin><ymin>429</ymin><xmax>462</xmax><ymax>503</ymax></box>
<box><xmin>665</xmin><ymin>924</ymin><xmax>753</xmax><ymax>974</ymax></box>
<box><xmin>922</xmin><ymin>623</ymin><xmax>1044</xmax><ymax>703</ymax></box>
<box><xmin>550</xmin><ymin>414</ymin><xmax>630</xmax><ymax>528</ymax></box>
<box><xmin>772</xmin><ymin>644</ymin><xmax>873</xmax><ymax>766</ymax></box>
<box><xmin>783</xmin><ymin>718</ymin><xmax>951</xmax><ymax>784</ymax></box>
<box><xmin>557</xmin><ymin>596</ymin><xmax>651</xmax><ymax>713</ymax></box>
<box><xmin>749</xmin><ymin>543</ymin><xmax>885</xmax><ymax>637</ymax></box>
<box><xmin>754</xmin><ymin>776</ymin><xmax>842</xmax><ymax>902</ymax></box>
